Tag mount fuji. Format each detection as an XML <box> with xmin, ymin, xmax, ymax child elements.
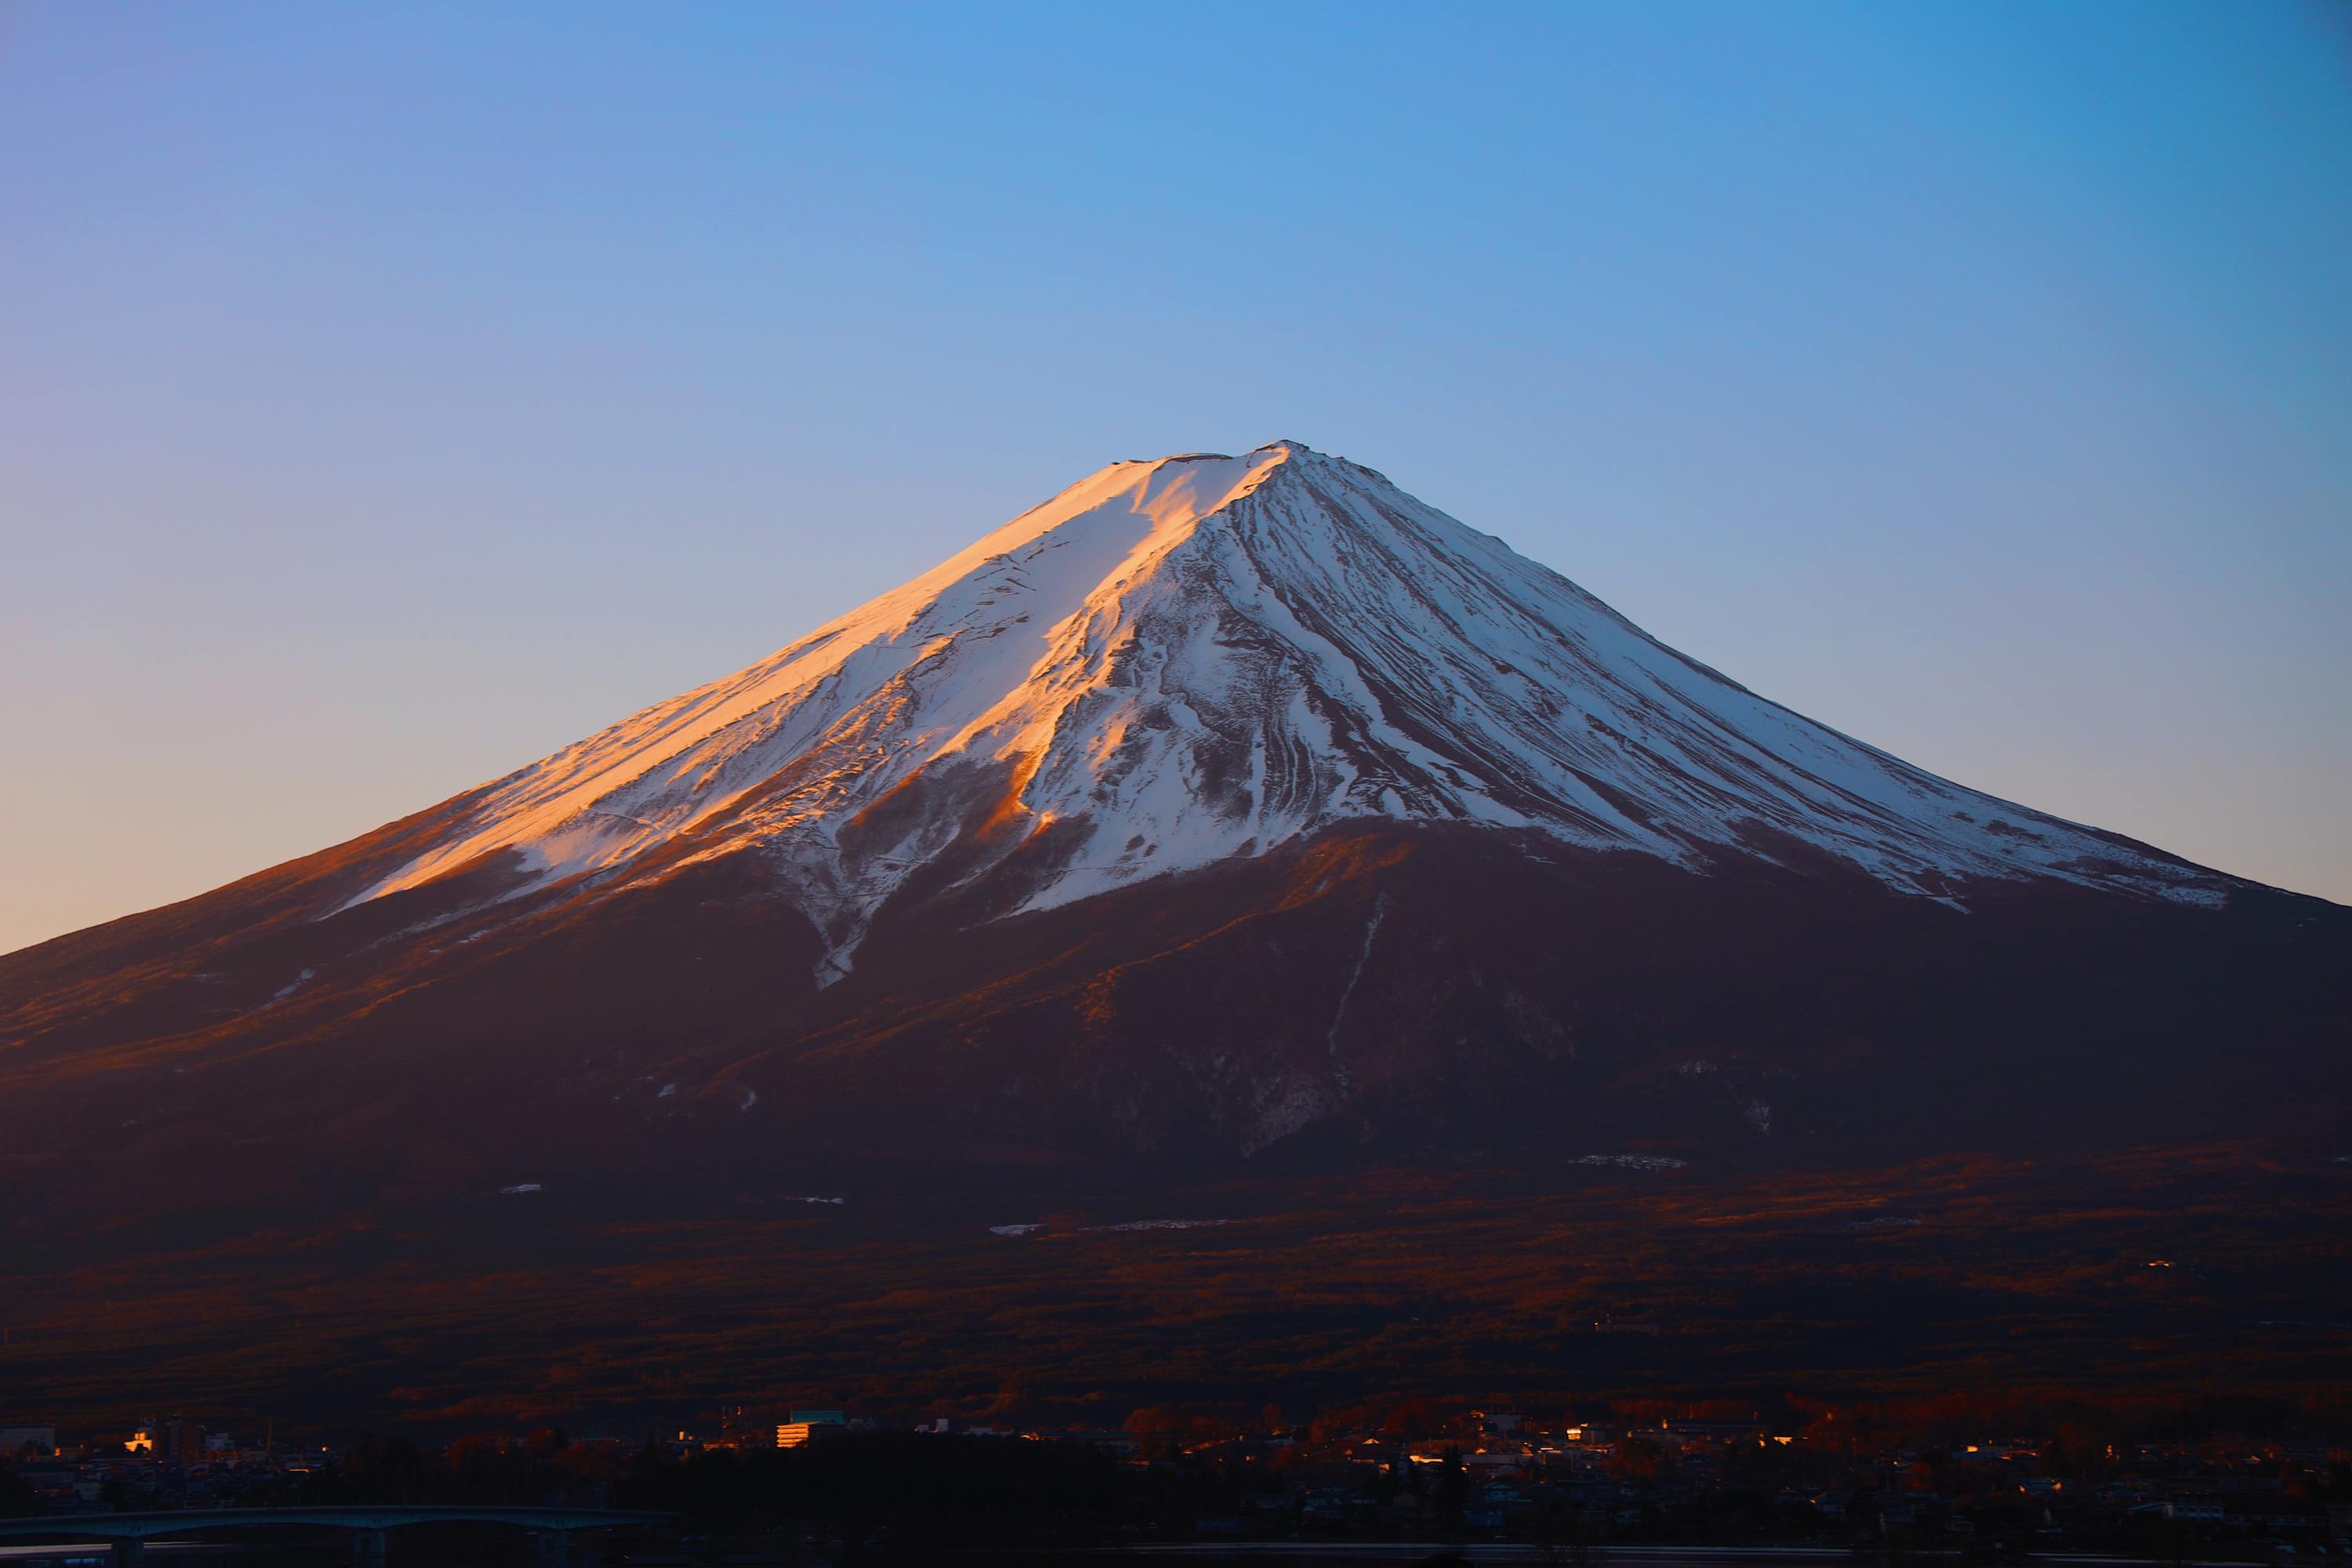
<box><xmin>0</xmin><ymin>442</ymin><xmax>2339</xmax><ymax>1208</ymax></box>
<box><xmin>351</xmin><ymin>441</ymin><xmax>2226</xmax><ymax>976</ymax></box>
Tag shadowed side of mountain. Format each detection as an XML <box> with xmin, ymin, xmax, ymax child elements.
<box><xmin>2</xmin><ymin>819</ymin><xmax>2343</xmax><ymax>1250</ymax></box>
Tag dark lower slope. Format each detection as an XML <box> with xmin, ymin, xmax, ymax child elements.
<box><xmin>2</xmin><ymin>823</ymin><xmax>2344</xmax><ymax>1250</ymax></box>
<box><xmin>3</xmin><ymin>1146</ymin><xmax>2350</xmax><ymax>1436</ymax></box>
<box><xmin>2</xmin><ymin>827</ymin><xmax>2345</xmax><ymax>1428</ymax></box>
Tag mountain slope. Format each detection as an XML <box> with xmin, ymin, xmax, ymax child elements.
<box><xmin>0</xmin><ymin>441</ymin><xmax>2338</xmax><ymax>1217</ymax></box>
<box><xmin>1</xmin><ymin>440</ymin><xmax>2343</xmax><ymax>1432</ymax></box>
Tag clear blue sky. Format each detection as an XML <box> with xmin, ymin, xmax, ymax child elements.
<box><xmin>4</xmin><ymin>2</ymin><xmax>2348</xmax><ymax>952</ymax></box>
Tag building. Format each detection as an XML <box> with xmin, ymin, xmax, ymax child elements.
<box><xmin>158</xmin><ymin>1416</ymin><xmax>208</xmax><ymax>1466</ymax></box>
<box><xmin>775</xmin><ymin>1410</ymin><xmax>847</xmax><ymax>1449</ymax></box>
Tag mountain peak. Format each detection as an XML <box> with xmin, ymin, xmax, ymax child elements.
<box><xmin>350</xmin><ymin>442</ymin><xmax>2235</xmax><ymax>982</ymax></box>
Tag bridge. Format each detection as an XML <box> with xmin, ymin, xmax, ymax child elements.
<box><xmin>0</xmin><ymin>1505</ymin><xmax>670</xmax><ymax>1566</ymax></box>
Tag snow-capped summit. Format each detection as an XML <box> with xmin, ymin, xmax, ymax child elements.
<box><xmin>352</xmin><ymin>440</ymin><xmax>2229</xmax><ymax>982</ymax></box>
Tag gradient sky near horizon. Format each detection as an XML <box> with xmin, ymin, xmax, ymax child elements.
<box><xmin>3</xmin><ymin>2</ymin><xmax>2349</xmax><ymax>953</ymax></box>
